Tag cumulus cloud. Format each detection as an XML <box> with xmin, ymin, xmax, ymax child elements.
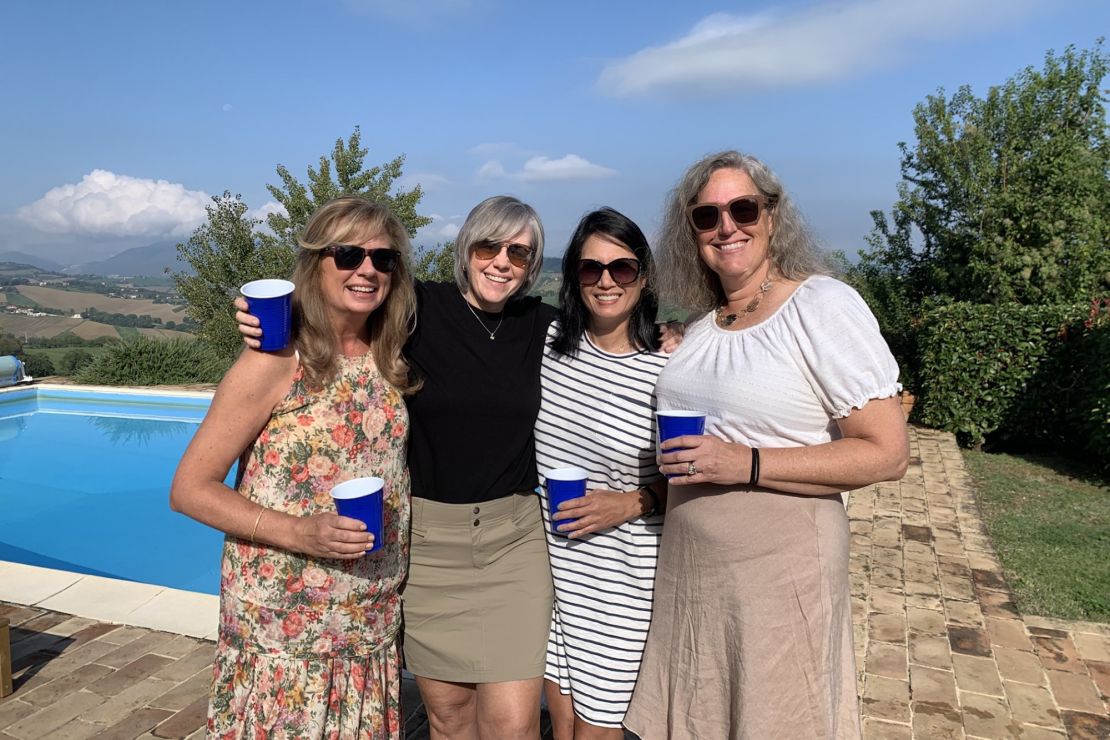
<box><xmin>476</xmin><ymin>155</ymin><xmax>617</xmax><ymax>182</ymax></box>
<box><xmin>435</xmin><ymin>222</ymin><xmax>461</xmax><ymax>239</ymax></box>
<box><xmin>476</xmin><ymin>160</ymin><xmax>508</xmax><ymax>181</ymax></box>
<box><xmin>597</xmin><ymin>0</ymin><xmax>1035</xmax><ymax>97</ymax></box>
<box><xmin>17</xmin><ymin>170</ymin><xmax>210</xmax><ymax>238</ymax></box>
<box><xmin>247</xmin><ymin>200</ymin><xmax>287</xmax><ymax>224</ymax></box>
<box><xmin>518</xmin><ymin>155</ymin><xmax>617</xmax><ymax>182</ymax></box>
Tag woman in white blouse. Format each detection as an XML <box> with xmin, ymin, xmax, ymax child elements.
<box><xmin>623</xmin><ymin>151</ymin><xmax>909</xmax><ymax>740</ymax></box>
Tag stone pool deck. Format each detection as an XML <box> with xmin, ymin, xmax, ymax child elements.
<box><xmin>1</xmin><ymin>426</ymin><xmax>1107</xmax><ymax>738</ymax></box>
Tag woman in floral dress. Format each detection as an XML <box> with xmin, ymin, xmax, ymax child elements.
<box><xmin>172</xmin><ymin>197</ymin><xmax>420</xmax><ymax>738</ymax></box>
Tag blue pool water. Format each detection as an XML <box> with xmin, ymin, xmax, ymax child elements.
<box><xmin>0</xmin><ymin>387</ymin><xmax>231</xmax><ymax>594</ymax></box>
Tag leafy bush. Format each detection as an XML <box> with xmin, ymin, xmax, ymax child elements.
<box><xmin>19</xmin><ymin>353</ymin><xmax>55</xmax><ymax>377</ymax></box>
<box><xmin>1013</xmin><ymin>299</ymin><xmax>1110</xmax><ymax>473</ymax></box>
<box><xmin>75</xmin><ymin>337</ymin><xmax>229</xmax><ymax>386</ymax></box>
<box><xmin>915</xmin><ymin>300</ymin><xmax>1109</xmax><ymax>471</ymax></box>
<box><xmin>57</xmin><ymin>348</ymin><xmax>95</xmax><ymax>375</ymax></box>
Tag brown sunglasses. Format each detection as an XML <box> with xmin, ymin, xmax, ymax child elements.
<box><xmin>685</xmin><ymin>195</ymin><xmax>772</xmax><ymax>232</ymax></box>
<box><xmin>473</xmin><ymin>239</ymin><xmax>534</xmax><ymax>269</ymax></box>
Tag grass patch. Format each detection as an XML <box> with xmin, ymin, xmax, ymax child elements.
<box><xmin>4</xmin><ymin>291</ymin><xmax>38</xmax><ymax>308</ymax></box>
<box><xmin>115</xmin><ymin>326</ymin><xmax>140</xmax><ymax>339</ymax></box>
<box><xmin>964</xmin><ymin>449</ymin><xmax>1109</xmax><ymax>622</ymax></box>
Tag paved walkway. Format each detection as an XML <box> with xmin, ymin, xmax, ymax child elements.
<box><xmin>1</xmin><ymin>427</ymin><xmax>1107</xmax><ymax>738</ymax></box>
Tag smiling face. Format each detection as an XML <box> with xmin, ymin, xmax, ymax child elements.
<box><xmin>695</xmin><ymin>167</ymin><xmax>774</xmax><ymax>292</ymax></box>
<box><xmin>580</xmin><ymin>233</ymin><xmax>643</xmax><ymax>337</ymax></box>
<box><xmin>466</xmin><ymin>227</ymin><xmax>532</xmax><ymax>312</ymax></box>
<box><xmin>319</xmin><ymin>231</ymin><xmax>393</xmax><ymax>322</ymax></box>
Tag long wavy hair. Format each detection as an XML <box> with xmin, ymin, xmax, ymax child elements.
<box><xmin>292</xmin><ymin>197</ymin><xmax>420</xmax><ymax>394</ymax></box>
<box><xmin>657</xmin><ymin>150</ymin><xmax>828</xmax><ymax>313</ymax></box>
<box><xmin>552</xmin><ymin>207</ymin><xmax>660</xmax><ymax>357</ymax></box>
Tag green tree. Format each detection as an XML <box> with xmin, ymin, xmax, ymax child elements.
<box><xmin>0</xmin><ymin>335</ymin><xmax>23</xmax><ymax>355</ymax></box>
<box><xmin>58</xmin><ymin>348</ymin><xmax>95</xmax><ymax>375</ymax></box>
<box><xmin>173</xmin><ymin>193</ymin><xmax>285</xmax><ymax>360</ymax></box>
<box><xmin>20</xmin><ymin>353</ymin><xmax>55</xmax><ymax>377</ymax></box>
<box><xmin>266</xmin><ymin>126</ymin><xmax>431</xmax><ymax>243</ymax></box>
<box><xmin>414</xmin><ymin>241</ymin><xmax>456</xmax><ymax>283</ymax></box>
<box><xmin>174</xmin><ymin>129</ymin><xmax>433</xmax><ymax>362</ymax></box>
<box><xmin>864</xmin><ymin>41</ymin><xmax>1109</xmax><ymax>306</ymax></box>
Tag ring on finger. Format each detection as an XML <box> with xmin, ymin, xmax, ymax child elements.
<box><xmin>687</xmin><ymin>461</ymin><xmax>698</xmax><ymax>476</ymax></box>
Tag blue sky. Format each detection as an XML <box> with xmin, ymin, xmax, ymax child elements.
<box><xmin>1</xmin><ymin>0</ymin><xmax>1106</xmax><ymax>266</ymax></box>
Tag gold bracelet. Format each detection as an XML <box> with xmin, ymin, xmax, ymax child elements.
<box><xmin>249</xmin><ymin>509</ymin><xmax>265</xmax><ymax>543</ymax></box>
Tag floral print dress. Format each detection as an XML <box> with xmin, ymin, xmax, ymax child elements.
<box><xmin>208</xmin><ymin>352</ymin><xmax>410</xmax><ymax>739</ymax></box>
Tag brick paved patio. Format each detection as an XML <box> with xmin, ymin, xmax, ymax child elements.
<box><xmin>1</xmin><ymin>426</ymin><xmax>1107</xmax><ymax>738</ymax></box>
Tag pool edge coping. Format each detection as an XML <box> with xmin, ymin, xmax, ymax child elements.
<box><xmin>0</xmin><ymin>560</ymin><xmax>218</xmax><ymax>639</ymax></box>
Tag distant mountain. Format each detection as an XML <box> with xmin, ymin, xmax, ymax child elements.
<box><xmin>69</xmin><ymin>241</ymin><xmax>189</xmax><ymax>277</ymax></box>
<box><xmin>0</xmin><ymin>251</ymin><xmax>63</xmax><ymax>272</ymax></box>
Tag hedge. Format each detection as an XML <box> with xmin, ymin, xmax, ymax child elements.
<box><xmin>914</xmin><ymin>299</ymin><xmax>1108</xmax><ymax>471</ymax></box>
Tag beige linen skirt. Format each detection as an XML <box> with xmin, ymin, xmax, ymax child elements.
<box><xmin>624</xmin><ymin>485</ymin><xmax>860</xmax><ymax>740</ymax></box>
<box><xmin>402</xmin><ymin>491</ymin><xmax>553</xmax><ymax>683</ymax></box>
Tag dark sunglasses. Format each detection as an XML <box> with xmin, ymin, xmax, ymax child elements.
<box><xmin>323</xmin><ymin>245</ymin><xmax>401</xmax><ymax>272</ymax></box>
<box><xmin>685</xmin><ymin>195</ymin><xmax>771</xmax><ymax>232</ymax></box>
<box><xmin>473</xmin><ymin>239</ymin><xmax>534</xmax><ymax>269</ymax></box>
<box><xmin>577</xmin><ymin>258</ymin><xmax>641</xmax><ymax>286</ymax></box>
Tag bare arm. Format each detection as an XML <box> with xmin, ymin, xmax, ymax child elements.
<box><xmin>169</xmin><ymin>348</ymin><xmax>375</xmax><ymax>558</ymax></box>
<box><xmin>659</xmin><ymin>395</ymin><xmax>909</xmax><ymax>495</ymax></box>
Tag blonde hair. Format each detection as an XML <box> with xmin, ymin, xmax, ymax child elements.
<box><xmin>293</xmin><ymin>197</ymin><xmax>420</xmax><ymax>394</ymax></box>
<box><xmin>658</xmin><ymin>150</ymin><xmax>828</xmax><ymax>312</ymax></box>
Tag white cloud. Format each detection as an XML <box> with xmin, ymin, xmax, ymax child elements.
<box><xmin>17</xmin><ymin>170</ymin><xmax>210</xmax><ymax>238</ymax></box>
<box><xmin>247</xmin><ymin>200</ymin><xmax>287</xmax><ymax>224</ymax></box>
<box><xmin>436</xmin><ymin>222</ymin><xmax>461</xmax><ymax>239</ymax></box>
<box><xmin>597</xmin><ymin>0</ymin><xmax>1035</xmax><ymax>97</ymax></box>
<box><xmin>222</xmin><ymin>103</ymin><xmax>233</xmax><ymax>112</ymax></box>
<box><xmin>476</xmin><ymin>160</ymin><xmax>507</xmax><ymax>180</ymax></box>
<box><xmin>398</xmin><ymin>172</ymin><xmax>450</xmax><ymax>190</ymax></box>
<box><xmin>416</xmin><ymin>213</ymin><xmax>462</xmax><ymax>244</ymax></box>
<box><xmin>476</xmin><ymin>155</ymin><xmax>617</xmax><ymax>182</ymax></box>
<box><xmin>518</xmin><ymin>155</ymin><xmax>617</xmax><ymax>182</ymax></box>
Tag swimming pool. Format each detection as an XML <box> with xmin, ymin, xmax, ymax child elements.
<box><xmin>0</xmin><ymin>385</ymin><xmax>230</xmax><ymax>595</ymax></box>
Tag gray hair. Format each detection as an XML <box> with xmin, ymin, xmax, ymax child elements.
<box><xmin>453</xmin><ymin>195</ymin><xmax>545</xmax><ymax>298</ymax></box>
<box><xmin>657</xmin><ymin>150</ymin><xmax>828</xmax><ymax>313</ymax></box>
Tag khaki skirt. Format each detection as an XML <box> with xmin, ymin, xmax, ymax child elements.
<box><xmin>402</xmin><ymin>492</ymin><xmax>553</xmax><ymax>683</ymax></box>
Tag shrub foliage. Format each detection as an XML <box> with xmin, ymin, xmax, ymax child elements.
<box><xmin>915</xmin><ymin>300</ymin><xmax>1109</xmax><ymax>471</ymax></box>
<box><xmin>75</xmin><ymin>337</ymin><xmax>228</xmax><ymax>386</ymax></box>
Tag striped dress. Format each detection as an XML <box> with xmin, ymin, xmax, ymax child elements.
<box><xmin>534</xmin><ymin>321</ymin><xmax>668</xmax><ymax>728</ymax></box>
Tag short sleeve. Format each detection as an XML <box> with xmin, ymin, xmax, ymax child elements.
<box><xmin>790</xmin><ymin>278</ymin><xmax>901</xmax><ymax>419</ymax></box>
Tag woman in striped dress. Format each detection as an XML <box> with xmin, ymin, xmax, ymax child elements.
<box><xmin>534</xmin><ymin>207</ymin><xmax>668</xmax><ymax>739</ymax></box>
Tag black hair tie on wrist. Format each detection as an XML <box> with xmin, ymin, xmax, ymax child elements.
<box><xmin>644</xmin><ymin>488</ymin><xmax>660</xmax><ymax>517</ymax></box>
<box><xmin>748</xmin><ymin>447</ymin><xmax>760</xmax><ymax>487</ymax></box>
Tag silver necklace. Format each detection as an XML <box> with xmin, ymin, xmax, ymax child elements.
<box><xmin>463</xmin><ymin>295</ymin><xmax>505</xmax><ymax>340</ymax></box>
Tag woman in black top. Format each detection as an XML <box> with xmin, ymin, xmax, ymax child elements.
<box><xmin>401</xmin><ymin>196</ymin><xmax>556</xmax><ymax>740</ymax></box>
<box><xmin>238</xmin><ymin>195</ymin><xmax>556</xmax><ymax>740</ymax></box>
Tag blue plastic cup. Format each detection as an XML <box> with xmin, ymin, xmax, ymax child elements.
<box><xmin>330</xmin><ymin>477</ymin><xmax>385</xmax><ymax>553</ymax></box>
<box><xmin>657</xmin><ymin>410</ymin><xmax>707</xmax><ymax>478</ymax></box>
<box><xmin>240</xmin><ymin>279</ymin><xmax>295</xmax><ymax>351</ymax></box>
<box><xmin>545</xmin><ymin>467</ymin><xmax>587</xmax><ymax>535</ymax></box>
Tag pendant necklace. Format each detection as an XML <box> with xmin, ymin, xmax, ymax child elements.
<box><xmin>463</xmin><ymin>295</ymin><xmax>504</xmax><ymax>340</ymax></box>
<box><xmin>716</xmin><ymin>279</ymin><xmax>774</xmax><ymax>327</ymax></box>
